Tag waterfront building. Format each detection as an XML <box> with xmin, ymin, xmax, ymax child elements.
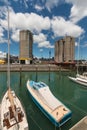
<box><xmin>19</xmin><ymin>30</ymin><xmax>33</xmax><ymax>64</ymax></box>
<box><xmin>55</xmin><ymin>36</ymin><xmax>75</xmax><ymax>63</ymax></box>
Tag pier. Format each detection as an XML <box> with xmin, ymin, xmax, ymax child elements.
<box><xmin>0</xmin><ymin>104</ymin><xmax>1</xmax><ymax>130</ymax></box>
<box><xmin>70</xmin><ymin>116</ymin><xmax>87</xmax><ymax>130</ymax></box>
<box><xmin>0</xmin><ymin>64</ymin><xmax>69</xmax><ymax>72</ymax></box>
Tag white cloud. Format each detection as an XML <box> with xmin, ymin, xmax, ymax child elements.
<box><xmin>0</xmin><ymin>26</ymin><xmax>7</xmax><ymax>43</ymax></box>
<box><xmin>45</xmin><ymin>0</ymin><xmax>60</xmax><ymax>12</ymax></box>
<box><xmin>0</xmin><ymin>7</ymin><xmax>51</xmax><ymax>33</ymax></box>
<box><xmin>0</xmin><ymin>7</ymin><xmax>51</xmax><ymax>42</ymax></box>
<box><xmin>0</xmin><ymin>37</ymin><xmax>7</xmax><ymax>44</ymax></box>
<box><xmin>0</xmin><ymin>27</ymin><xmax>4</xmax><ymax>37</ymax></box>
<box><xmin>38</xmin><ymin>41</ymin><xmax>54</xmax><ymax>48</ymax></box>
<box><xmin>35</xmin><ymin>5</ymin><xmax>44</xmax><ymax>11</ymax></box>
<box><xmin>51</xmin><ymin>16</ymin><xmax>84</xmax><ymax>37</ymax></box>
<box><xmin>65</xmin><ymin>0</ymin><xmax>87</xmax><ymax>23</ymax></box>
<box><xmin>34</xmin><ymin>33</ymin><xmax>47</xmax><ymax>43</ymax></box>
<box><xmin>34</xmin><ymin>33</ymin><xmax>54</xmax><ymax>48</ymax></box>
<box><xmin>11</xmin><ymin>29</ymin><xmax>19</xmax><ymax>42</ymax></box>
<box><xmin>33</xmin><ymin>0</ymin><xmax>61</xmax><ymax>12</ymax></box>
<box><xmin>10</xmin><ymin>12</ymin><xmax>50</xmax><ymax>33</ymax></box>
<box><xmin>0</xmin><ymin>5</ymin><xmax>85</xmax><ymax>48</ymax></box>
<box><xmin>0</xmin><ymin>51</ymin><xmax>6</xmax><ymax>58</ymax></box>
<box><xmin>75</xmin><ymin>42</ymin><xmax>78</xmax><ymax>46</ymax></box>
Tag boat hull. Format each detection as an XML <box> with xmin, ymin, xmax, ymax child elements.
<box><xmin>0</xmin><ymin>90</ymin><xmax>29</xmax><ymax>130</ymax></box>
<box><xmin>68</xmin><ymin>76</ymin><xmax>87</xmax><ymax>87</ymax></box>
<box><xmin>27</xmin><ymin>80</ymin><xmax>72</xmax><ymax>127</ymax></box>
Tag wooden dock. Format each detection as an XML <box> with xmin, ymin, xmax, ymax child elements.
<box><xmin>0</xmin><ymin>64</ymin><xmax>68</xmax><ymax>72</ymax></box>
<box><xmin>0</xmin><ymin>104</ymin><xmax>1</xmax><ymax>130</ymax></box>
<box><xmin>70</xmin><ymin>116</ymin><xmax>87</xmax><ymax>130</ymax></box>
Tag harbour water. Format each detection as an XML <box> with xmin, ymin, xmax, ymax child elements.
<box><xmin>0</xmin><ymin>71</ymin><xmax>87</xmax><ymax>130</ymax></box>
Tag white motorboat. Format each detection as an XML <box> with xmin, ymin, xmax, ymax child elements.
<box><xmin>27</xmin><ymin>80</ymin><xmax>72</xmax><ymax>127</ymax></box>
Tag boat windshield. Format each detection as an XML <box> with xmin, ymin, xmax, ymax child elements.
<box><xmin>33</xmin><ymin>82</ymin><xmax>46</xmax><ymax>90</ymax></box>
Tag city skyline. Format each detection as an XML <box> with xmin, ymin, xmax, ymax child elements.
<box><xmin>0</xmin><ymin>0</ymin><xmax>87</xmax><ymax>60</ymax></box>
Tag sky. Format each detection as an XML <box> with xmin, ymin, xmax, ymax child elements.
<box><xmin>0</xmin><ymin>0</ymin><xmax>87</xmax><ymax>60</ymax></box>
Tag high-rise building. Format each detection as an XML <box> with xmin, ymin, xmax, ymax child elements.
<box><xmin>19</xmin><ymin>30</ymin><xmax>33</xmax><ymax>64</ymax></box>
<box><xmin>55</xmin><ymin>36</ymin><xmax>75</xmax><ymax>63</ymax></box>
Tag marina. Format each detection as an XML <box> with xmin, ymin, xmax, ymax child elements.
<box><xmin>0</xmin><ymin>71</ymin><xmax>87</xmax><ymax>130</ymax></box>
<box><xmin>0</xmin><ymin>0</ymin><xmax>87</xmax><ymax>130</ymax></box>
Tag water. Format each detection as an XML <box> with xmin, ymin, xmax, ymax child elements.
<box><xmin>0</xmin><ymin>71</ymin><xmax>87</xmax><ymax>130</ymax></box>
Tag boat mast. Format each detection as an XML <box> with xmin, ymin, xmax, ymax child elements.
<box><xmin>77</xmin><ymin>36</ymin><xmax>80</xmax><ymax>75</ymax></box>
<box><xmin>7</xmin><ymin>8</ymin><xmax>19</xmax><ymax>130</ymax></box>
<box><xmin>7</xmin><ymin>7</ymin><xmax>10</xmax><ymax>88</ymax></box>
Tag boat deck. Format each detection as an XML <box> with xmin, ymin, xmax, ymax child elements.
<box><xmin>0</xmin><ymin>104</ymin><xmax>1</xmax><ymax>130</ymax></box>
<box><xmin>69</xmin><ymin>116</ymin><xmax>87</xmax><ymax>130</ymax></box>
<box><xmin>51</xmin><ymin>105</ymin><xmax>69</xmax><ymax>122</ymax></box>
<box><xmin>28</xmin><ymin>82</ymin><xmax>70</xmax><ymax>122</ymax></box>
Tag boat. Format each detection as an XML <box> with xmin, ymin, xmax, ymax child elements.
<box><xmin>0</xmin><ymin>8</ymin><xmax>29</xmax><ymax>130</ymax></box>
<box><xmin>0</xmin><ymin>88</ymin><xmax>29</xmax><ymax>130</ymax></box>
<box><xmin>68</xmin><ymin>37</ymin><xmax>87</xmax><ymax>86</ymax></box>
<box><xmin>68</xmin><ymin>75</ymin><xmax>87</xmax><ymax>86</ymax></box>
<box><xmin>26</xmin><ymin>80</ymin><xmax>72</xmax><ymax>127</ymax></box>
<box><xmin>69</xmin><ymin>72</ymin><xmax>87</xmax><ymax>86</ymax></box>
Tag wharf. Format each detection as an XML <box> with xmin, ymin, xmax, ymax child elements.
<box><xmin>0</xmin><ymin>64</ymin><xmax>69</xmax><ymax>72</ymax></box>
<box><xmin>70</xmin><ymin>116</ymin><xmax>87</xmax><ymax>130</ymax></box>
<box><xmin>0</xmin><ymin>104</ymin><xmax>1</xmax><ymax>130</ymax></box>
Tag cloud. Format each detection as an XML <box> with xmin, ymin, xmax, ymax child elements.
<box><xmin>38</xmin><ymin>41</ymin><xmax>54</xmax><ymax>48</ymax></box>
<box><xmin>65</xmin><ymin>0</ymin><xmax>87</xmax><ymax>23</ymax></box>
<box><xmin>10</xmin><ymin>12</ymin><xmax>50</xmax><ymax>33</ymax></box>
<box><xmin>75</xmin><ymin>42</ymin><xmax>78</xmax><ymax>46</ymax></box>
<box><xmin>51</xmin><ymin>16</ymin><xmax>84</xmax><ymax>37</ymax></box>
<box><xmin>11</xmin><ymin>29</ymin><xmax>19</xmax><ymax>42</ymax></box>
<box><xmin>34</xmin><ymin>33</ymin><xmax>54</xmax><ymax>48</ymax></box>
<box><xmin>45</xmin><ymin>0</ymin><xmax>60</xmax><ymax>12</ymax></box>
<box><xmin>0</xmin><ymin>26</ymin><xmax>4</xmax><ymax>37</ymax></box>
<box><xmin>0</xmin><ymin>7</ymin><xmax>51</xmax><ymax>42</ymax></box>
<box><xmin>0</xmin><ymin>5</ymin><xmax>84</xmax><ymax>47</ymax></box>
<box><xmin>34</xmin><ymin>33</ymin><xmax>47</xmax><ymax>43</ymax></box>
<box><xmin>0</xmin><ymin>24</ymin><xmax>7</xmax><ymax>43</ymax></box>
<box><xmin>35</xmin><ymin>5</ymin><xmax>44</xmax><ymax>11</ymax></box>
<box><xmin>33</xmin><ymin>0</ymin><xmax>64</xmax><ymax>12</ymax></box>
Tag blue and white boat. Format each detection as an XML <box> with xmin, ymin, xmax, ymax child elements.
<box><xmin>27</xmin><ymin>80</ymin><xmax>72</xmax><ymax>127</ymax></box>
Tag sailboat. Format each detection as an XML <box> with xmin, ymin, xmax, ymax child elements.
<box><xmin>68</xmin><ymin>37</ymin><xmax>87</xmax><ymax>87</ymax></box>
<box><xmin>0</xmin><ymin>8</ymin><xmax>29</xmax><ymax>130</ymax></box>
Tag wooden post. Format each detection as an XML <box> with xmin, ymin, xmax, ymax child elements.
<box><xmin>20</xmin><ymin>66</ymin><xmax>22</xmax><ymax>86</ymax></box>
<box><xmin>36</xmin><ymin>65</ymin><xmax>38</xmax><ymax>82</ymax></box>
<box><xmin>49</xmin><ymin>64</ymin><xmax>50</xmax><ymax>82</ymax></box>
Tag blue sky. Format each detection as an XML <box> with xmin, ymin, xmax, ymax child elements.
<box><xmin>0</xmin><ymin>0</ymin><xmax>87</xmax><ymax>60</ymax></box>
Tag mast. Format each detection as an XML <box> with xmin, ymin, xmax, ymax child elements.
<box><xmin>7</xmin><ymin>7</ymin><xmax>10</xmax><ymax>88</ymax></box>
<box><xmin>7</xmin><ymin>8</ymin><xmax>19</xmax><ymax>130</ymax></box>
<box><xmin>77</xmin><ymin>36</ymin><xmax>80</xmax><ymax>75</ymax></box>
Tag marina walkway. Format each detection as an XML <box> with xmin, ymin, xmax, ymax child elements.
<box><xmin>0</xmin><ymin>64</ymin><xmax>68</xmax><ymax>72</ymax></box>
<box><xmin>0</xmin><ymin>104</ymin><xmax>1</xmax><ymax>130</ymax></box>
<box><xmin>70</xmin><ymin>116</ymin><xmax>87</xmax><ymax>130</ymax></box>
